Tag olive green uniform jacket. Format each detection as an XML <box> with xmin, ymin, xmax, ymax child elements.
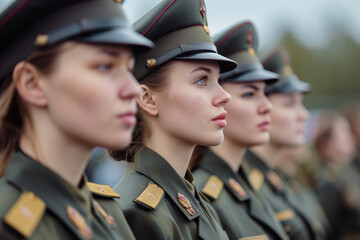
<box><xmin>113</xmin><ymin>147</ymin><xmax>230</xmax><ymax>240</ymax></box>
<box><xmin>192</xmin><ymin>149</ymin><xmax>288</xmax><ymax>240</ymax></box>
<box><xmin>0</xmin><ymin>151</ymin><xmax>135</xmax><ymax>240</ymax></box>
<box><xmin>243</xmin><ymin>151</ymin><xmax>315</xmax><ymax>240</ymax></box>
<box><xmin>315</xmin><ymin>162</ymin><xmax>360</xmax><ymax>240</ymax></box>
<box><xmin>280</xmin><ymin>172</ymin><xmax>330</xmax><ymax>240</ymax></box>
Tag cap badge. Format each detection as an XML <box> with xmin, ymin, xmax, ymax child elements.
<box><xmin>248</xmin><ymin>48</ymin><xmax>256</xmax><ymax>57</ymax></box>
<box><xmin>35</xmin><ymin>34</ymin><xmax>49</xmax><ymax>47</ymax></box>
<box><xmin>66</xmin><ymin>206</ymin><xmax>92</xmax><ymax>239</ymax></box>
<box><xmin>284</xmin><ymin>65</ymin><xmax>293</xmax><ymax>76</ymax></box>
<box><xmin>177</xmin><ymin>193</ymin><xmax>196</xmax><ymax>216</ymax></box>
<box><xmin>200</xmin><ymin>0</ymin><xmax>210</xmax><ymax>34</ymax></box>
<box><xmin>93</xmin><ymin>200</ymin><xmax>115</xmax><ymax>226</ymax></box>
<box><xmin>228</xmin><ymin>178</ymin><xmax>247</xmax><ymax>198</ymax></box>
<box><xmin>246</xmin><ymin>29</ymin><xmax>253</xmax><ymax>45</ymax></box>
<box><xmin>146</xmin><ymin>58</ymin><xmax>157</xmax><ymax>69</ymax></box>
<box><xmin>114</xmin><ymin>0</ymin><xmax>123</xmax><ymax>2</ymax></box>
<box><xmin>281</xmin><ymin>51</ymin><xmax>289</xmax><ymax>64</ymax></box>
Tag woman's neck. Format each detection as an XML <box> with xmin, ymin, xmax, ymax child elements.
<box><xmin>210</xmin><ymin>137</ymin><xmax>246</xmax><ymax>172</ymax></box>
<box><xmin>144</xmin><ymin>131</ymin><xmax>194</xmax><ymax>178</ymax></box>
<box><xmin>20</xmin><ymin>113</ymin><xmax>92</xmax><ymax>187</ymax></box>
<box><xmin>251</xmin><ymin>142</ymin><xmax>280</xmax><ymax>169</ymax></box>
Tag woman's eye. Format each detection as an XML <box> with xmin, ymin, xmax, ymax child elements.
<box><xmin>195</xmin><ymin>77</ymin><xmax>207</xmax><ymax>86</ymax></box>
<box><xmin>97</xmin><ymin>63</ymin><xmax>113</xmax><ymax>72</ymax></box>
<box><xmin>242</xmin><ymin>92</ymin><xmax>254</xmax><ymax>98</ymax></box>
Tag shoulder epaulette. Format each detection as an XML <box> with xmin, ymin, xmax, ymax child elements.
<box><xmin>4</xmin><ymin>192</ymin><xmax>46</xmax><ymax>238</ymax></box>
<box><xmin>87</xmin><ymin>182</ymin><xmax>120</xmax><ymax>198</ymax></box>
<box><xmin>201</xmin><ymin>175</ymin><xmax>223</xmax><ymax>200</ymax></box>
<box><xmin>134</xmin><ymin>183</ymin><xmax>164</xmax><ymax>210</ymax></box>
<box><xmin>275</xmin><ymin>209</ymin><xmax>295</xmax><ymax>221</ymax></box>
<box><xmin>249</xmin><ymin>169</ymin><xmax>264</xmax><ymax>191</ymax></box>
<box><xmin>238</xmin><ymin>235</ymin><xmax>268</xmax><ymax>240</ymax></box>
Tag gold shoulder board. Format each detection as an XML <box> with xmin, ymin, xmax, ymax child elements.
<box><xmin>87</xmin><ymin>182</ymin><xmax>120</xmax><ymax>198</ymax></box>
<box><xmin>201</xmin><ymin>175</ymin><xmax>223</xmax><ymax>200</ymax></box>
<box><xmin>4</xmin><ymin>192</ymin><xmax>46</xmax><ymax>238</ymax></box>
<box><xmin>275</xmin><ymin>210</ymin><xmax>295</xmax><ymax>221</ymax></box>
<box><xmin>249</xmin><ymin>169</ymin><xmax>264</xmax><ymax>191</ymax></box>
<box><xmin>135</xmin><ymin>183</ymin><xmax>164</xmax><ymax>209</ymax></box>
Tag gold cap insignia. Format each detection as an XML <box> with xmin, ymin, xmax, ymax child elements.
<box><xmin>200</xmin><ymin>0</ymin><xmax>210</xmax><ymax>35</ymax></box>
<box><xmin>35</xmin><ymin>34</ymin><xmax>49</xmax><ymax>47</ymax></box>
<box><xmin>249</xmin><ymin>169</ymin><xmax>264</xmax><ymax>191</ymax></box>
<box><xmin>87</xmin><ymin>182</ymin><xmax>120</xmax><ymax>198</ymax></box>
<box><xmin>146</xmin><ymin>58</ymin><xmax>157</xmax><ymax>69</ymax></box>
<box><xmin>248</xmin><ymin>48</ymin><xmax>256</xmax><ymax>57</ymax></box>
<box><xmin>178</xmin><ymin>193</ymin><xmax>196</xmax><ymax>216</ymax></box>
<box><xmin>135</xmin><ymin>183</ymin><xmax>164</xmax><ymax>209</ymax></box>
<box><xmin>228</xmin><ymin>178</ymin><xmax>247</xmax><ymax>198</ymax></box>
<box><xmin>4</xmin><ymin>192</ymin><xmax>45</xmax><ymax>238</ymax></box>
<box><xmin>67</xmin><ymin>206</ymin><xmax>92</xmax><ymax>239</ymax></box>
<box><xmin>114</xmin><ymin>0</ymin><xmax>123</xmax><ymax>2</ymax></box>
<box><xmin>266</xmin><ymin>171</ymin><xmax>283</xmax><ymax>191</ymax></box>
<box><xmin>201</xmin><ymin>175</ymin><xmax>223</xmax><ymax>200</ymax></box>
<box><xmin>93</xmin><ymin>200</ymin><xmax>115</xmax><ymax>226</ymax></box>
<box><xmin>284</xmin><ymin>65</ymin><xmax>294</xmax><ymax>76</ymax></box>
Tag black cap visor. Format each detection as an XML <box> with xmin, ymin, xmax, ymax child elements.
<box><xmin>220</xmin><ymin>63</ymin><xmax>279</xmax><ymax>84</ymax></box>
<box><xmin>175</xmin><ymin>51</ymin><xmax>237</xmax><ymax>73</ymax></box>
<box><xmin>266</xmin><ymin>74</ymin><xmax>310</xmax><ymax>95</ymax></box>
<box><xmin>76</xmin><ymin>26</ymin><xmax>154</xmax><ymax>50</ymax></box>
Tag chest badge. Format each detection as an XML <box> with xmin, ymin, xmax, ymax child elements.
<box><xmin>228</xmin><ymin>178</ymin><xmax>247</xmax><ymax>198</ymax></box>
<box><xmin>67</xmin><ymin>206</ymin><xmax>92</xmax><ymax>239</ymax></box>
<box><xmin>177</xmin><ymin>193</ymin><xmax>196</xmax><ymax>216</ymax></box>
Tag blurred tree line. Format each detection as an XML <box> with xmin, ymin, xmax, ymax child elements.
<box><xmin>262</xmin><ymin>30</ymin><xmax>360</xmax><ymax>110</ymax></box>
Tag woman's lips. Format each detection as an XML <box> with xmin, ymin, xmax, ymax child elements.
<box><xmin>212</xmin><ymin>112</ymin><xmax>227</xmax><ymax>127</ymax></box>
<box><xmin>258</xmin><ymin>121</ymin><xmax>270</xmax><ymax>131</ymax></box>
<box><xmin>118</xmin><ymin>111</ymin><xmax>136</xmax><ymax>126</ymax></box>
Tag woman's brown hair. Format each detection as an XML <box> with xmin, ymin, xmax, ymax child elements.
<box><xmin>0</xmin><ymin>45</ymin><xmax>64</xmax><ymax>176</ymax></box>
<box><xmin>109</xmin><ymin>62</ymin><xmax>173</xmax><ymax>162</ymax></box>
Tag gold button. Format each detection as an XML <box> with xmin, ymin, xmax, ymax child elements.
<box><xmin>35</xmin><ymin>34</ymin><xmax>49</xmax><ymax>47</ymax></box>
<box><xmin>146</xmin><ymin>59</ymin><xmax>156</xmax><ymax>69</ymax></box>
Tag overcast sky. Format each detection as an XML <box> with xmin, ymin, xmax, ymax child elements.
<box><xmin>123</xmin><ymin>0</ymin><xmax>360</xmax><ymax>51</ymax></box>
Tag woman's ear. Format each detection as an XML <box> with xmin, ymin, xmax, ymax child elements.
<box><xmin>13</xmin><ymin>62</ymin><xmax>47</xmax><ymax>107</ymax></box>
<box><xmin>136</xmin><ymin>85</ymin><xmax>159</xmax><ymax>117</ymax></box>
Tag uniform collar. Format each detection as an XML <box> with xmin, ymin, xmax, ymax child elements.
<box><xmin>199</xmin><ymin>149</ymin><xmax>249</xmax><ymax>201</ymax></box>
<box><xmin>5</xmin><ymin>151</ymin><xmax>105</xmax><ymax>240</ymax></box>
<box><xmin>244</xmin><ymin>150</ymin><xmax>286</xmax><ymax>194</ymax></box>
<box><xmin>134</xmin><ymin>147</ymin><xmax>201</xmax><ymax>220</ymax></box>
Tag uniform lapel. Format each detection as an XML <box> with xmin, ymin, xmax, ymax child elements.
<box><xmin>6</xmin><ymin>152</ymin><xmax>93</xmax><ymax>240</ymax></box>
<box><xmin>135</xmin><ymin>147</ymin><xmax>225</xmax><ymax>240</ymax></box>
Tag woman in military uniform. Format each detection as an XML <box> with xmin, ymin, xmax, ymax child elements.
<box><xmin>312</xmin><ymin>110</ymin><xmax>360</xmax><ymax>240</ymax></box>
<box><xmin>108</xmin><ymin>0</ymin><xmax>236</xmax><ymax>239</ymax></box>
<box><xmin>190</xmin><ymin>21</ymin><xmax>288</xmax><ymax>240</ymax></box>
<box><xmin>242</xmin><ymin>47</ymin><xmax>328</xmax><ymax>240</ymax></box>
<box><xmin>0</xmin><ymin>0</ymin><xmax>153</xmax><ymax>239</ymax></box>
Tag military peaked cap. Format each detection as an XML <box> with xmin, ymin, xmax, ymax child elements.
<box><xmin>213</xmin><ymin>21</ymin><xmax>278</xmax><ymax>83</ymax></box>
<box><xmin>0</xmin><ymin>0</ymin><xmax>154</xmax><ymax>80</ymax></box>
<box><xmin>133</xmin><ymin>0</ymin><xmax>237</xmax><ymax>81</ymax></box>
<box><xmin>262</xmin><ymin>47</ymin><xmax>310</xmax><ymax>94</ymax></box>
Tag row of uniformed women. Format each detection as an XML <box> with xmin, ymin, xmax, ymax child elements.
<box><xmin>0</xmin><ymin>0</ymin><xmax>328</xmax><ymax>240</ymax></box>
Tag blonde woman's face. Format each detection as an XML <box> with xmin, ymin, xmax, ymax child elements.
<box><xmin>221</xmin><ymin>81</ymin><xmax>272</xmax><ymax>147</ymax></box>
<box><xmin>41</xmin><ymin>43</ymin><xmax>141</xmax><ymax>150</ymax></box>
<box><xmin>268</xmin><ymin>92</ymin><xmax>309</xmax><ymax>147</ymax></box>
<box><xmin>154</xmin><ymin>60</ymin><xmax>231</xmax><ymax>146</ymax></box>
